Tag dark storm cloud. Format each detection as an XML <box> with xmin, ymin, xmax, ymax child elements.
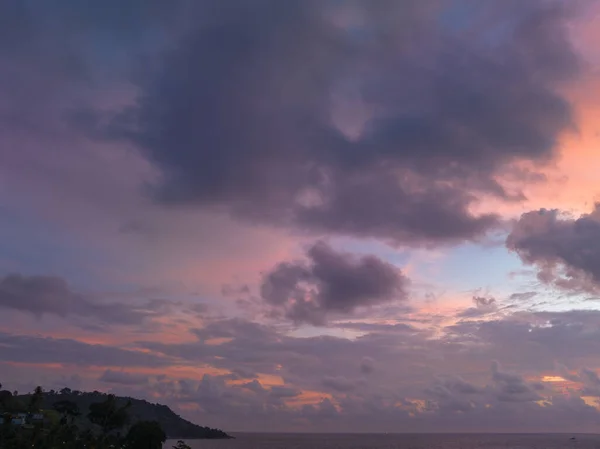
<box><xmin>88</xmin><ymin>0</ymin><xmax>582</xmax><ymax>245</ymax></box>
<box><xmin>0</xmin><ymin>273</ymin><xmax>169</xmax><ymax>325</ymax></box>
<box><xmin>507</xmin><ymin>206</ymin><xmax>600</xmax><ymax>293</ymax></box>
<box><xmin>260</xmin><ymin>241</ymin><xmax>408</xmax><ymax>325</ymax></box>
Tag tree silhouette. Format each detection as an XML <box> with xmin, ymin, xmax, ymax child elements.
<box><xmin>0</xmin><ymin>389</ymin><xmax>12</xmax><ymax>410</ymax></box>
<box><xmin>0</xmin><ymin>385</ymin><xmax>230</xmax><ymax>448</ymax></box>
<box><xmin>28</xmin><ymin>386</ymin><xmax>44</xmax><ymax>413</ymax></box>
<box><xmin>53</xmin><ymin>399</ymin><xmax>80</xmax><ymax>424</ymax></box>
<box><xmin>126</xmin><ymin>420</ymin><xmax>167</xmax><ymax>449</ymax></box>
<box><xmin>88</xmin><ymin>394</ymin><xmax>131</xmax><ymax>434</ymax></box>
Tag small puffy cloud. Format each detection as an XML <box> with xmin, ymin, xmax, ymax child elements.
<box><xmin>457</xmin><ymin>296</ymin><xmax>498</xmax><ymax>318</ymax></box>
<box><xmin>261</xmin><ymin>241</ymin><xmax>409</xmax><ymax>325</ymax></box>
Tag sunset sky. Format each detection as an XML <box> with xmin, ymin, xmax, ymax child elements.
<box><xmin>2</xmin><ymin>0</ymin><xmax>600</xmax><ymax>433</ymax></box>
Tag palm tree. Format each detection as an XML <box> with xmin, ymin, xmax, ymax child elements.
<box><xmin>28</xmin><ymin>386</ymin><xmax>44</xmax><ymax>413</ymax></box>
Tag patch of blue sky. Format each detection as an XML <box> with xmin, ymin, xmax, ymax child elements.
<box><xmin>330</xmin><ymin>234</ymin><xmax>530</xmax><ymax>297</ymax></box>
<box><xmin>425</xmin><ymin>240</ymin><xmax>528</xmax><ymax>294</ymax></box>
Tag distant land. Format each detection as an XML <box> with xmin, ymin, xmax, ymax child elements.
<box><xmin>17</xmin><ymin>389</ymin><xmax>232</xmax><ymax>439</ymax></box>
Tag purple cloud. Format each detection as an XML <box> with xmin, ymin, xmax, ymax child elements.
<box><xmin>322</xmin><ymin>376</ymin><xmax>356</xmax><ymax>393</ymax></box>
<box><xmin>0</xmin><ymin>273</ymin><xmax>169</xmax><ymax>325</ymax></box>
<box><xmin>261</xmin><ymin>241</ymin><xmax>409</xmax><ymax>325</ymax></box>
<box><xmin>507</xmin><ymin>206</ymin><xmax>600</xmax><ymax>293</ymax></box>
<box><xmin>84</xmin><ymin>0</ymin><xmax>582</xmax><ymax>246</ymax></box>
<box><xmin>0</xmin><ymin>0</ymin><xmax>598</xmax><ymax>435</ymax></box>
<box><xmin>457</xmin><ymin>295</ymin><xmax>498</xmax><ymax>318</ymax></box>
<box><xmin>99</xmin><ymin>369</ymin><xmax>149</xmax><ymax>386</ymax></box>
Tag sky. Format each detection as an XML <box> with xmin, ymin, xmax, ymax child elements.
<box><xmin>1</xmin><ymin>0</ymin><xmax>600</xmax><ymax>434</ymax></box>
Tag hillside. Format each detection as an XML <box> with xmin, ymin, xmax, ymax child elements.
<box><xmin>17</xmin><ymin>390</ymin><xmax>232</xmax><ymax>439</ymax></box>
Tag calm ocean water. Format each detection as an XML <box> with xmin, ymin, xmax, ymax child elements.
<box><xmin>165</xmin><ymin>433</ymin><xmax>600</xmax><ymax>449</ymax></box>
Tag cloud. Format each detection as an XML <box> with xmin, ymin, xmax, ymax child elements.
<box><xmin>491</xmin><ymin>361</ymin><xmax>543</xmax><ymax>402</ymax></box>
<box><xmin>554</xmin><ymin>363</ymin><xmax>600</xmax><ymax>397</ymax></box>
<box><xmin>241</xmin><ymin>380</ymin><xmax>265</xmax><ymax>394</ymax></box>
<box><xmin>579</xmin><ymin>367</ymin><xmax>600</xmax><ymax>396</ymax></box>
<box><xmin>0</xmin><ymin>273</ymin><xmax>169</xmax><ymax>325</ymax></box>
<box><xmin>507</xmin><ymin>206</ymin><xmax>600</xmax><ymax>293</ymax></box>
<box><xmin>129</xmin><ymin>308</ymin><xmax>600</xmax><ymax>420</ymax></box>
<box><xmin>425</xmin><ymin>363</ymin><xmax>547</xmax><ymax>417</ymax></box>
<box><xmin>1</xmin><ymin>0</ymin><xmax>600</xmax><ymax>435</ymax></box>
<box><xmin>99</xmin><ymin>369</ymin><xmax>149</xmax><ymax>386</ymax></box>
<box><xmin>322</xmin><ymin>376</ymin><xmax>356</xmax><ymax>393</ymax></box>
<box><xmin>360</xmin><ymin>357</ymin><xmax>375</xmax><ymax>374</ymax></box>
<box><xmin>86</xmin><ymin>0</ymin><xmax>582</xmax><ymax>246</ymax></box>
<box><xmin>0</xmin><ymin>332</ymin><xmax>170</xmax><ymax>367</ymax></box>
<box><xmin>457</xmin><ymin>296</ymin><xmax>498</xmax><ymax>318</ymax></box>
<box><xmin>425</xmin><ymin>375</ymin><xmax>482</xmax><ymax>413</ymax></box>
<box><xmin>269</xmin><ymin>386</ymin><xmax>301</xmax><ymax>399</ymax></box>
<box><xmin>5</xmin><ymin>308</ymin><xmax>600</xmax><ymax>431</ymax></box>
<box><xmin>260</xmin><ymin>241</ymin><xmax>409</xmax><ymax>325</ymax></box>
<box><xmin>509</xmin><ymin>292</ymin><xmax>538</xmax><ymax>301</ymax></box>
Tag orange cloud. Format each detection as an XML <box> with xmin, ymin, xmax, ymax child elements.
<box><xmin>582</xmin><ymin>396</ymin><xmax>600</xmax><ymax>410</ymax></box>
<box><xmin>286</xmin><ymin>390</ymin><xmax>334</xmax><ymax>408</ymax></box>
<box><xmin>472</xmin><ymin>70</ymin><xmax>600</xmax><ymax>220</ymax></box>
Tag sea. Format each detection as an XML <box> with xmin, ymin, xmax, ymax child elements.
<box><xmin>165</xmin><ymin>433</ymin><xmax>600</xmax><ymax>449</ymax></box>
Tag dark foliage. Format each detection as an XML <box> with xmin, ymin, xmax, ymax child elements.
<box><xmin>125</xmin><ymin>420</ymin><xmax>166</xmax><ymax>449</ymax></box>
<box><xmin>0</xmin><ymin>385</ymin><xmax>231</xmax><ymax>449</ymax></box>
